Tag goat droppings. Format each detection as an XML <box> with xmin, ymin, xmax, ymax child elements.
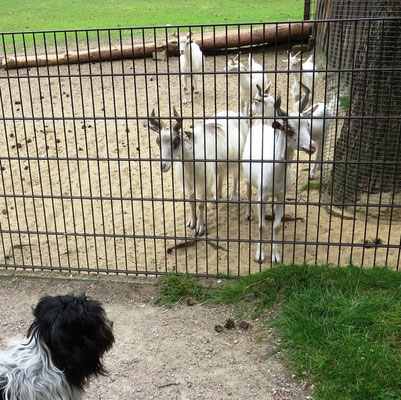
<box><xmin>214</xmin><ymin>324</ymin><xmax>224</xmax><ymax>333</ymax></box>
<box><xmin>224</xmin><ymin>318</ymin><xmax>235</xmax><ymax>329</ymax></box>
<box><xmin>239</xmin><ymin>321</ymin><xmax>250</xmax><ymax>330</ymax></box>
<box><xmin>186</xmin><ymin>297</ymin><xmax>196</xmax><ymax>306</ymax></box>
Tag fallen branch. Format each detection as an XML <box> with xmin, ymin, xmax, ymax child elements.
<box><xmin>1</xmin><ymin>23</ymin><xmax>312</xmax><ymax>69</ymax></box>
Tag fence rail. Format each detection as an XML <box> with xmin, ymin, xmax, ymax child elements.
<box><xmin>0</xmin><ymin>19</ymin><xmax>400</xmax><ymax>276</ymax></box>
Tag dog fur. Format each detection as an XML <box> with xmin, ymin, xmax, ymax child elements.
<box><xmin>0</xmin><ymin>293</ymin><xmax>115</xmax><ymax>400</ymax></box>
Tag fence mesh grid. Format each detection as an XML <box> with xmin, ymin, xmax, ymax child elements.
<box><xmin>0</xmin><ymin>18</ymin><xmax>400</xmax><ymax>276</ymax></box>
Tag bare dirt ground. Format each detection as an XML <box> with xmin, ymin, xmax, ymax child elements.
<box><xmin>0</xmin><ymin>44</ymin><xmax>400</xmax><ymax>275</ymax></box>
<box><xmin>0</xmin><ymin>273</ymin><xmax>313</xmax><ymax>399</ymax></box>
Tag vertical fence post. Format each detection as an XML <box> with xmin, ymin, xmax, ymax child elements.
<box><xmin>304</xmin><ymin>0</ymin><xmax>312</xmax><ymax>20</ymax></box>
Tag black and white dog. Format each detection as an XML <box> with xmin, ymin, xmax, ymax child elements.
<box><xmin>0</xmin><ymin>292</ymin><xmax>115</xmax><ymax>400</ymax></box>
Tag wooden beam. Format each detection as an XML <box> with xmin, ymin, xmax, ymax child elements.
<box><xmin>1</xmin><ymin>23</ymin><xmax>312</xmax><ymax>69</ymax></box>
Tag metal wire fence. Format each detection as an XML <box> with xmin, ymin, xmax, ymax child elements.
<box><xmin>0</xmin><ymin>18</ymin><xmax>400</xmax><ymax>277</ymax></box>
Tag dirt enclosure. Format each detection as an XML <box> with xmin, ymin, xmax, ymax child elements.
<box><xmin>0</xmin><ymin>45</ymin><xmax>400</xmax><ymax>275</ymax></box>
<box><xmin>0</xmin><ymin>274</ymin><xmax>312</xmax><ymax>399</ymax></box>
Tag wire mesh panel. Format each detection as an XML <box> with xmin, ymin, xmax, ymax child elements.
<box><xmin>315</xmin><ymin>1</ymin><xmax>401</xmax><ymax>268</ymax></box>
<box><xmin>0</xmin><ymin>19</ymin><xmax>400</xmax><ymax>276</ymax></box>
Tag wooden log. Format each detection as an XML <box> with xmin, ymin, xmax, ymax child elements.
<box><xmin>1</xmin><ymin>23</ymin><xmax>312</xmax><ymax>70</ymax></box>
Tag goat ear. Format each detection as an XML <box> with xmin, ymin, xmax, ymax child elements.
<box><xmin>264</xmin><ymin>82</ymin><xmax>271</xmax><ymax>95</ymax></box>
<box><xmin>272</xmin><ymin>120</ymin><xmax>283</xmax><ymax>130</ymax></box>
<box><xmin>173</xmin><ymin>119</ymin><xmax>182</xmax><ymax>133</ymax></box>
<box><xmin>256</xmin><ymin>84</ymin><xmax>262</xmax><ymax>95</ymax></box>
<box><xmin>186</xmin><ymin>32</ymin><xmax>191</xmax><ymax>39</ymax></box>
<box><xmin>171</xmin><ymin>31</ymin><xmax>178</xmax><ymax>37</ymax></box>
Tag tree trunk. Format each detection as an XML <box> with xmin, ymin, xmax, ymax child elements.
<box><xmin>329</xmin><ymin>2</ymin><xmax>401</xmax><ymax>203</ymax></box>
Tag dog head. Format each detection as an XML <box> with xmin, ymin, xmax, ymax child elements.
<box><xmin>27</xmin><ymin>292</ymin><xmax>115</xmax><ymax>390</ymax></box>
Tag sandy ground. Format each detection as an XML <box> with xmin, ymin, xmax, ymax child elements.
<box><xmin>0</xmin><ymin>274</ymin><xmax>313</xmax><ymax>399</ymax></box>
<box><xmin>0</xmin><ymin>44</ymin><xmax>400</xmax><ymax>275</ymax></box>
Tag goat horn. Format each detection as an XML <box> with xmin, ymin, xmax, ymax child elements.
<box><xmin>264</xmin><ymin>82</ymin><xmax>271</xmax><ymax>94</ymax></box>
<box><xmin>172</xmin><ymin>106</ymin><xmax>183</xmax><ymax>132</ymax></box>
<box><xmin>275</xmin><ymin>92</ymin><xmax>286</xmax><ymax>117</ymax></box>
<box><xmin>173</xmin><ymin>106</ymin><xmax>180</xmax><ymax>117</ymax></box>
<box><xmin>298</xmin><ymin>81</ymin><xmax>310</xmax><ymax>113</ymax></box>
<box><xmin>148</xmin><ymin>109</ymin><xmax>163</xmax><ymax>131</ymax></box>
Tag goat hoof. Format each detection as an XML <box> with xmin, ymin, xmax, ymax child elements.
<box><xmin>186</xmin><ymin>219</ymin><xmax>196</xmax><ymax>229</ymax></box>
<box><xmin>272</xmin><ymin>252</ymin><xmax>282</xmax><ymax>264</ymax></box>
<box><xmin>254</xmin><ymin>253</ymin><xmax>265</xmax><ymax>264</ymax></box>
<box><xmin>195</xmin><ymin>227</ymin><xmax>205</xmax><ymax>236</ymax></box>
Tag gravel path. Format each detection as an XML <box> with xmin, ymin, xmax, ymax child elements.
<box><xmin>0</xmin><ymin>274</ymin><xmax>312</xmax><ymax>399</ymax></box>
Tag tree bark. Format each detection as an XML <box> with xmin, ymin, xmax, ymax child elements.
<box><xmin>329</xmin><ymin>2</ymin><xmax>401</xmax><ymax>203</ymax></box>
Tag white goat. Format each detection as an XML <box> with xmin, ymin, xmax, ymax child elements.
<box><xmin>251</xmin><ymin>83</ymin><xmax>274</xmax><ymax>125</ymax></box>
<box><xmin>175</xmin><ymin>32</ymin><xmax>205</xmax><ymax>104</ymax></box>
<box><xmin>303</xmin><ymin>93</ymin><xmax>338</xmax><ymax>179</ymax></box>
<box><xmin>149</xmin><ymin>107</ymin><xmax>248</xmax><ymax>236</ymax></box>
<box><xmin>242</xmin><ymin>92</ymin><xmax>316</xmax><ymax>263</ymax></box>
<box><xmin>224</xmin><ymin>53</ymin><xmax>269</xmax><ymax>116</ymax></box>
<box><xmin>282</xmin><ymin>52</ymin><xmax>319</xmax><ymax>106</ymax></box>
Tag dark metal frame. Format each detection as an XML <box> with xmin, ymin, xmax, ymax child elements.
<box><xmin>0</xmin><ymin>18</ymin><xmax>400</xmax><ymax>276</ymax></box>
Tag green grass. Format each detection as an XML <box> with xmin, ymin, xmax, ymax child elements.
<box><xmin>156</xmin><ymin>265</ymin><xmax>401</xmax><ymax>399</ymax></box>
<box><xmin>1</xmin><ymin>0</ymin><xmax>304</xmax><ymax>33</ymax></box>
<box><xmin>300</xmin><ymin>182</ymin><xmax>321</xmax><ymax>192</ymax></box>
<box><xmin>155</xmin><ymin>274</ymin><xmax>213</xmax><ymax>306</ymax></box>
<box><xmin>0</xmin><ymin>0</ymin><xmax>304</xmax><ymax>51</ymax></box>
<box><xmin>340</xmin><ymin>96</ymin><xmax>351</xmax><ymax>113</ymax></box>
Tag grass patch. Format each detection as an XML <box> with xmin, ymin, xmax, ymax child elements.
<box><xmin>300</xmin><ymin>182</ymin><xmax>321</xmax><ymax>192</ymax></box>
<box><xmin>155</xmin><ymin>274</ymin><xmax>212</xmax><ymax>307</ymax></box>
<box><xmin>156</xmin><ymin>264</ymin><xmax>401</xmax><ymax>399</ymax></box>
<box><xmin>0</xmin><ymin>0</ymin><xmax>304</xmax><ymax>51</ymax></box>
<box><xmin>1</xmin><ymin>0</ymin><xmax>304</xmax><ymax>33</ymax></box>
<box><xmin>340</xmin><ymin>96</ymin><xmax>351</xmax><ymax>113</ymax></box>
